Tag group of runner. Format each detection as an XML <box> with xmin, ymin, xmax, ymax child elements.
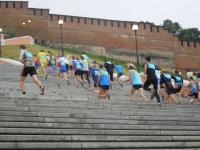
<box><xmin>19</xmin><ymin>45</ymin><xmax>200</xmax><ymax>106</ymax></box>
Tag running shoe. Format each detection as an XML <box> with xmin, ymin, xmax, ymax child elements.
<box><xmin>40</xmin><ymin>86</ymin><xmax>45</xmax><ymax>95</ymax></box>
<box><xmin>45</xmin><ymin>74</ymin><xmax>48</xmax><ymax>81</ymax></box>
<box><xmin>189</xmin><ymin>99</ymin><xmax>194</xmax><ymax>103</ymax></box>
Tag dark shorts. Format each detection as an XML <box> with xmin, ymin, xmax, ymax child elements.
<box><xmin>189</xmin><ymin>92</ymin><xmax>198</xmax><ymax>99</ymax></box>
<box><xmin>174</xmin><ymin>86</ymin><xmax>182</xmax><ymax>94</ymax></box>
<box><xmin>70</xmin><ymin>65</ymin><xmax>73</xmax><ymax>71</ymax></box>
<box><xmin>166</xmin><ymin>83</ymin><xmax>175</xmax><ymax>95</ymax></box>
<box><xmin>100</xmin><ymin>85</ymin><xmax>110</xmax><ymax>90</ymax></box>
<box><xmin>118</xmin><ymin>73</ymin><xmax>123</xmax><ymax>78</ymax></box>
<box><xmin>132</xmin><ymin>84</ymin><xmax>143</xmax><ymax>90</ymax></box>
<box><xmin>94</xmin><ymin>81</ymin><xmax>98</xmax><ymax>87</ymax></box>
<box><xmin>65</xmin><ymin>64</ymin><xmax>69</xmax><ymax>72</ymax></box>
<box><xmin>34</xmin><ymin>62</ymin><xmax>40</xmax><ymax>68</ymax></box>
<box><xmin>21</xmin><ymin>66</ymin><xmax>37</xmax><ymax>77</ymax></box>
<box><xmin>74</xmin><ymin>70</ymin><xmax>82</xmax><ymax>76</ymax></box>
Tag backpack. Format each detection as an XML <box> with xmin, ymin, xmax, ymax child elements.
<box><xmin>106</xmin><ymin>63</ymin><xmax>114</xmax><ymax>73</ymax></box>
<box><xmin>23</xmin><ymin>51</ymin><xmax>33</xmax><ymax>60</ymax></box>
<box><xmin>23</xmin><ymin>51</ymin><xmax>34</xmax><ymax>66</ymax></box>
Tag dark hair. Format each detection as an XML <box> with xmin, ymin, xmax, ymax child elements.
<box><xmin>99</xmin><ymin>64</ymin><xmax>103</xmax><ymax>69</ymax></box>
<box><xmin>80</xmin><ymin>56</ymin><xmax>84</xmax><ymax>60</ymax></box>
<box><xmin>40</xmin><ymin>50</ymin><xmax>44</xmax><ymax>52</ymax></box>
<box><xmin>145</xmin><ymin>56</ymin><xmax>151</xmax><ymax>62</ymax></box>
<box><xmin>175</xmin><ymin>70</ymin><xmax>179</xmax><ymax>74</ymax></box>
<box><xmin>129</xmin><ymin>66</ymin><xmax>134</xmax><ymax>70</ymax></box>
<box><xmin>189</xmin><ymin>77</ymin><xmax>194</xmax><ymax>81</ymax></box>
<box><xmin>20</xmin><ymin>45</ymin><xmax>26</xmax><ymax>49</ymax></box>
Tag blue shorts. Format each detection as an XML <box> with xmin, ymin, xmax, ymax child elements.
<box><xmin>51</xmin><ymin>64</ymin><xmax>56</xmax><ymax>70</ymax></box>
<box><xmin>60</xmin><ymin>65</ymin><xmax>67</xmax><ymax>73</ymax></box>
<box><xmin>34</xmin><ymin>62</ymin><xmax>40</xmax><ymax>68</ymax></box>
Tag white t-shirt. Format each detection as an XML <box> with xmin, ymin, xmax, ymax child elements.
<box><xmin>81</xmin><ymin>59</ymin><xmax>89</xmax><ymax>71</ymax></box>
<box><xmin>59</xmin><ymin>57</ymin><xmax>68</xmax><ymax>66</ymax></box>
<box><xmin>155</xmin><ymin>70</ymin><xmax>161</xmax><ymax>79</ymax></box>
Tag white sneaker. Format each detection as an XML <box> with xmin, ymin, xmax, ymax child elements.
<box><xmin>189</xmin><ymin>99</ymin><xmax>194</xmax><ymax>103</ymax></box>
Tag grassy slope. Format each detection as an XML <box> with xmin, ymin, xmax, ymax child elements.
<box><xmin>2</xmin><ymin>44</ymin><xmax>60</xmax><ymax>60</ymax></box>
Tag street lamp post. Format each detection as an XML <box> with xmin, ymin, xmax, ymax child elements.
<box><xmin>22</xmin><ymin>22</ymin><xmax>26</xmax><ymax>36</ymax></box>
<box><xmin>58</xmin><ymin>19</ymin><xmax>64</xmax><ymax>56</ymax></box>
<box><xmin>28</xmin><ymin>20</ymin><xmax>31</xmax><ymax>35</ymax></box>
<box><xmin>0</xmin><ymin>28</ymin><xmax>2</xmax><ymax>58</ymax></box>
<box><xmin>132</xmin><ymin>24</ymin><xmax>139</xmax><ymax>72</ymax></box>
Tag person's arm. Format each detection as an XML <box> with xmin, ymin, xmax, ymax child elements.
<box><xmin>129</xmin><ymin>71</ymin><xmax>133</xmax><ymax>84</ymax></box>
<box><xmin>160</xmin><ymin>74</ymin><xmax>164</xmax><ymax>86</ymax></box>
<box><xmin>171</xmin><ymin>76</ymin><xmax>176</xmax><ymax>81</ymax></box>
<box><xmin>19</xmin><ymin>50</ymin><xmax>24</xmax><ymax>63</ymax></box>
<box><xmin>97</xmin><ymin>72</ymin><xmax>101</xmax><ymax>84</ymax></box>
<box><xmin>181</xmin><ymin>77</ymin><xmax>184</xmax><ymax>84</ymax></box>
<box><xmin>144</xmin><ymin>64</ymin><xmax>147</xmax><ymax>74</ymax></box>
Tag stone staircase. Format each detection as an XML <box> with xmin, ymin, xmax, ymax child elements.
<box><xmin>0</xmin><ymin>63</ymin><xmax>200</xmax><ymax>149</ymax></box>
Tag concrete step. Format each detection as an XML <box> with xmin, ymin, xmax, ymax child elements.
<box><xmin>1</xmin><ymin>121</ymin><xmax>200</xmax><ymax>130</ymax></box>
<box><xmin>0</xmin><ymin>141</ymin><xmax>200</xmax><ymax>149</ymax></box>
<box><xmin>0</xmin><ymin>135</ymin><xmax>200</xmax><ymax>142</ymax></box>
<box><xmin>0</xmin><ymin>116</ymin><xmax>199</xmax><ymax>126</ymax></box>
<box><xmin>0</xmin><ymin>110</ymin><xmax>198</xmax><ymax>119</ymax></box>
<box><xmin>1</xmin><ymin>128</ymin><xmax>200</xmax><ymax>136</ymax></box>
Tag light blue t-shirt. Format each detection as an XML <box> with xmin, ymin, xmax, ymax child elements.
<box><xmin>99</xmin><ymin>69</ymin><xmax>110</xmax><ymax>85</ymax></box>
<box><xmin>130</xmin><ymin>70</ymin><xmax>143</xmax><ymax>85</ymax></box>
<box><xmin>115</xmin><ymin>65</ymin><xmax>124</xmax><ymax>74</ymax></box>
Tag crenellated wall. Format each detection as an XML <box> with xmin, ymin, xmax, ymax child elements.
<box><xmin>0</xmin><ymin>1</ymin><xmax>200</xmax><ymax>70</ymax></box>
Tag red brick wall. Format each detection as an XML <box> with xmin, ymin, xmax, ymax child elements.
<box><xmin>0</xmin><ymin>1</ymin><xmax>199</xmax><ymax>70</ymax></box>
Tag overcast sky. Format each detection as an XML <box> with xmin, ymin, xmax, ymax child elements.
<box><xmin>6</xmin><ymin>0</ymin><xmax>200</xmax><ymax>28</ymax></box>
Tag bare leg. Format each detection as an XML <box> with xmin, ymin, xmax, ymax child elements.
<box><xmin>63</xmin><ymin>73</ymin><xmax>67</xmax><ymax>80</ymax></box>
<box><xmin>32</xmin><ymin>75</ymin><xmax>42</xmax><ymax>87</ymax></box>
<box><xmin>19</xmin><ymin>76</ymin><xmax>26</xmax><ymax>93</ymax></box>
<box><xmin>130</xmin><ymin>88</ymin><xmax>136</xmax><ymax>101</ymax></box>
<box><xmin>139</xmin><ymin>88</ymin><xmax>148</xmax><ymax>102</ymax></box>
<box><xmin>41</xmin><ymin>65</ymin><xmax>47</xmax><ymax>77</ymax></box>
<box><xmin>169</xmin><ymin>94</ymin><xmax>179</xmax><ymax>104</ymax></box>
<box><xmin>32</xmin><ymin>75</ymin><xmax>44</xmax><ymax>95</ymax></box>
<box><xmin>98</xmin><ymin>88</ymin><xmax>107</xmax><ymax>99</ymax></box>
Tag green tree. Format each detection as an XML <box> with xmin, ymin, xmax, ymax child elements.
<box><xmin>163</xmin><ymin>19</ymin><xmax>182</xmax><ymax>34</ymax></box>
<box><xmin>163</xmin><ymin>19</ymin><xmax>173</xmax><ymax>31</ymax></box>
<box><xmin>179</xmin><ymin>28</ymin><xmax>200</xmax><ymax>42</ymax></box>
<box><xmin>163</xmin><ymin>19</ymin><xmax>200</xmax><ymax>42</ymax></box>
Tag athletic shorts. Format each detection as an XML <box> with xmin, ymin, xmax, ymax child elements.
<box><xmin>40</xmin><ymin>59</ymin><xmax>47</xmax><ymax>67</ymax></box>
<box><xmin>189</xmin><ymin>92</ymin><xmax>198</xmax><ymax>99</ymax></box>
<box><xmin>118</xmin><ymin>73</ymin><xmax>123</xmax><ymax>78</ymax></box>
<box><xmin>166</xmin><ymin>83</ymin><xmax>175</xmax><ymax>95</ymax></box>
<box><xmin>60</xmin><ymin>65</ymin><xmax>67</xmax><ymax>73</ymax></box>
<box><xmin>132</xmin><ymin>84</ymin><xmax>143</xmax><ymax>90</ymax></box>
<box><xmin>99</xmin><ymin>85</ymin><xmax>110</xmax><ymax>90</ymax></box>
<box><xmin>21</xmin><ymin>66</ymin><xmax>37</xmax><ymax>77</ymax></box>
<box><xmin>65</xmin><ymin>64</ymin><xmax>69</xmax><ymax>72</ymax></box>
<box><xmin>74</xmin><ymin>70</ymin><xmax>82</xmax><ymax>76</ymax></box>
<box><xmin>70</xmin><ymin>65</ymin><xmax>73</xmax><ymax>71</ymax></box>
<box><xmin>51</xmin><ymin>64</ymin><xmax>56</xmax><ymax>70</ymax></box>
<box><xmin>174</xmin><ymin>86</ymin><xmax>182</xmax><ymax>94</ymax></box>
<box><xmin>34</xmin><ymin>62</ymin><xmax>40</xmax><ymax>68</ymax></box>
